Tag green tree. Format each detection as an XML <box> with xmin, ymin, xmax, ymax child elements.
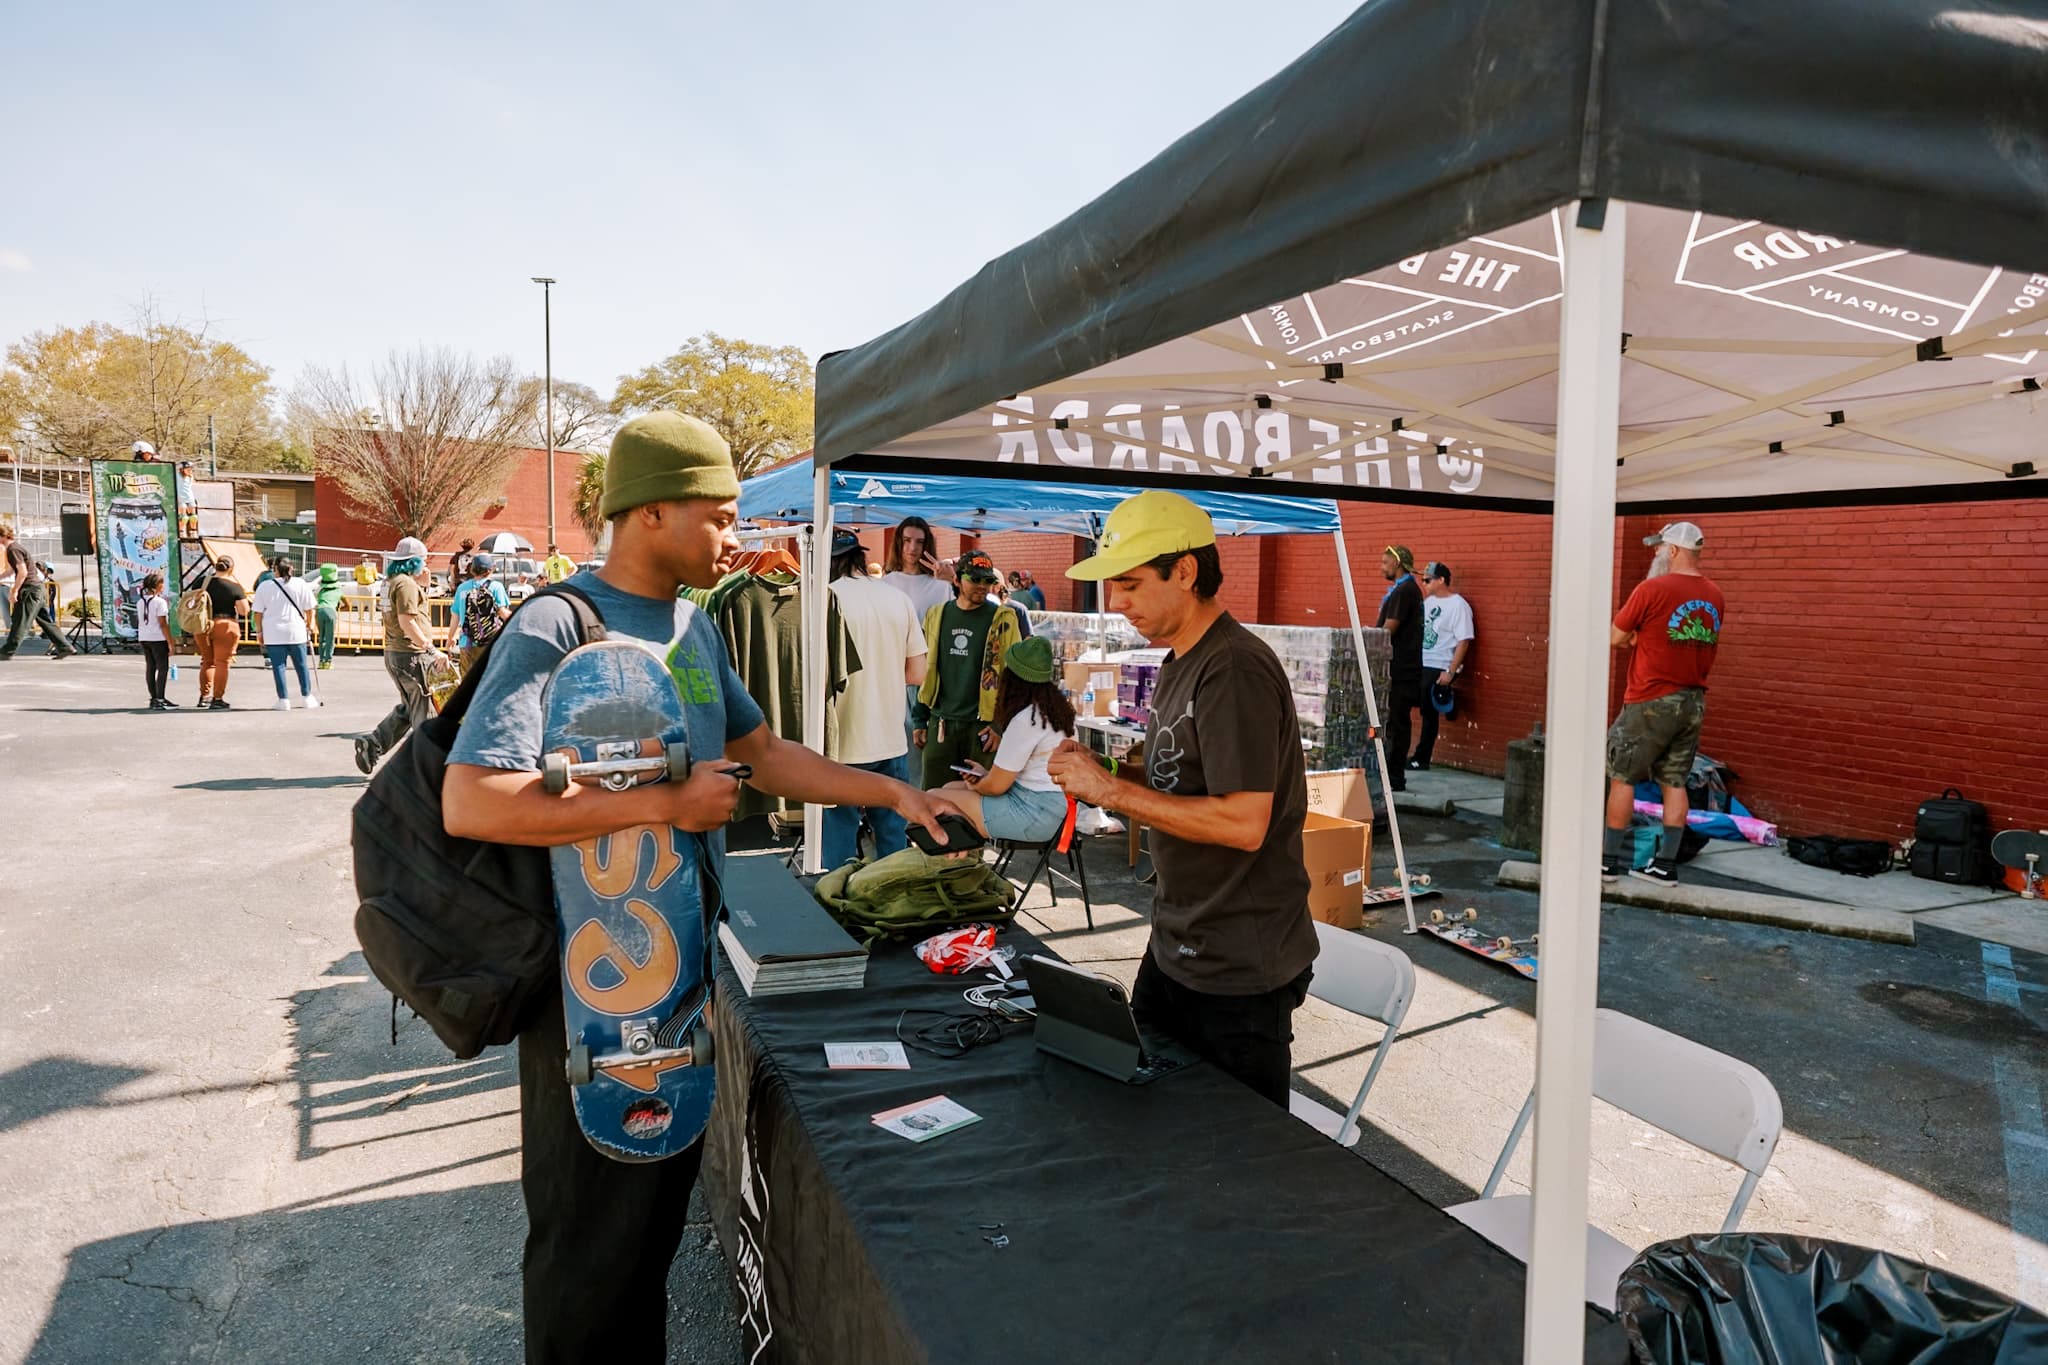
<box><xmin>612</xmin><ymin>332</ymin><xmax>813</xmax><ymax>480</ymax></box>
<box><xmin>571</xmin><ymin>452</ymin><xmax>608</xmax><ymax>546</ymax></box>
<box><xmin>3</xmin><ymin>301</ymin><xmax>284</xmax><ymax>468</ymax></box>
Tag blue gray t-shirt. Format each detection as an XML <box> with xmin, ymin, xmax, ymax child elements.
<box><xmin>449</xmin><ymin>570</ymin><xmax>765</xmax><ymax>773</ymax></box>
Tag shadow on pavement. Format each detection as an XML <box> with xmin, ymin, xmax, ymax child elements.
<box><xmin>175</xmin><ymin>775</ymin><xmax>366</xmax><ymax>792</ymax></box>
<box><xmin>1348</xmin><ymin>808</ymin><xmax>2048</xmax><ymax>1229</ymax></box>
<box><xmin>22</xmin><ymin>950</ymin><xmax>741</xmax><ymax>1362</ymax></box>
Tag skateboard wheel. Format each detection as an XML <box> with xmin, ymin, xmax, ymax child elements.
<box><xmin>541</xmin><ymin>752</ymin><xmax>571</xmax><ymax>795</ymax></box>
<box><xmin>665</xmin><ymin>740</ymin><xmax>691</xmax><ymax>783</ymax></box>
<box><xmin>565</xmin><ymin>1042</ymin><xmax>593</xmax><ymax>1086</ymax></box>
<box><xmin>1494</xmin><ymin>937</ymin><xmax>1513</xmax><ymax>952</ymax></box>
<box><xmin>1428</xmin><ymin>908</ymin><xmax>1447</xmax><ymax>925</ymax></box>
<box><xmin>1461</xmin><ymin>907</ymin><xmax>1478</xmax><ymax>923</ymax></box>
<box><xmin>1413</xmin><ymin>873</ymin><xmax>1432</xmax><ymax>887</ymax></box>
<box><xmin>1529</xmin><ymin>933</ymin><xmax>1540</xmax><ymax>946</ymax></box>
<box><xmin>691</xmin><ymin>1025</ymin><xmax>715</xmax><ymax>1068</ymax></box>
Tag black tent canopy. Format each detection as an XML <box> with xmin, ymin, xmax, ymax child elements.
<box><xmin>802</xmin><ymin>4</ymin><xmax>2047</xmax><ymax>1356</ymax></box>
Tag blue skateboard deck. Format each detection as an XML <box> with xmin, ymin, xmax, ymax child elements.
<box><xmin>1420</xmin><ymin>908</ymin><xmax>1538</xmax><ymax>980</ymax></box>
<box><xmin>542</xmin><ymin>640</ymin><xmax>715</xmax><ymax>1162</ymax></box>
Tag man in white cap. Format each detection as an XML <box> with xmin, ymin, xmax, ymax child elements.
<box><xmin>1603</xmin><ymin>521</ymin><xmax>1725</xmax><ymax>885</ymax></box>
<box><xmin>1047</xmin><ymin>490</ymin><xmax>1316</xmax><ymax>1107</ymax></box>
<box><xmin>354</xmin><ymin>534</ymin><xmax>449</xmax><ymax>771</ymax></box>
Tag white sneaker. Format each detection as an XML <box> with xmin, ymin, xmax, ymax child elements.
<box><xmin>303</xmin><ymin>695</ymin><xmax>323</xmax><ymax>709</ymax></box>
<box><xmin>273</xmin><ymin>698</ymin><xmax>293</xmax><ymax>711</ymax></box>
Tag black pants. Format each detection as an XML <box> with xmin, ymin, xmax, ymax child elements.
<box><xmin>1131</xmin><ymin>953</ymin><xmax>1312</xmax><ymax>1108</ymax></box>
<box><xmin>516</xmin><ymin>996</ymin><xmax>705</xmax><ymax>1364</ymax></box>
<box><xmin>1413</xmin><ymin>678</ymin><xmax>1442</xmax><ymax>767</ymax></box>
<box><xmin>1384</xmin><ymin>674</ymin><xmax>1424</xmax><ymax>789</ymax></box>
<box><xmin>141</xmin><ymin>639</ymin><xmax>170</xmax><ymax>701</ymax></box>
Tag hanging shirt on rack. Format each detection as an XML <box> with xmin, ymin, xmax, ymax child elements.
<box><xmin>690</xmin><ymin>570</ymin><xmax>860</xmax><ymax>818</ymax></box>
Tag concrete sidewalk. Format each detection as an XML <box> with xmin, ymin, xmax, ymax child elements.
<box><xmin>1395</xmin><ymin>766</ymin><xmax>2046</xmax><ymax>954</ymax></box>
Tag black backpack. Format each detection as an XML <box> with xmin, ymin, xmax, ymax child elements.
<box><xmin>461</xmin><ymin>580</ymin><xmax>504</xmax><ymax>648</ymax></box>
<box><xmin>351</xmin><ymin>584</ymin><xmax>604</xmax><ymax>1058</ymax></box>
<box><xmin>1909</xmin><ymin>787</ymin><xmax>1996</xmax><ymax>886</ymax></box>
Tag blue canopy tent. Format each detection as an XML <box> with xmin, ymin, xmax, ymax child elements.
<box><xmin>740</xmin><ymin>455</ymin><xmax>1342</xmax><ymax>538</ymax></box>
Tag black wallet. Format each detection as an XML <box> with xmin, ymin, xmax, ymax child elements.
<box><xmin>907</xmin><ymin>813</ymin><xmax>987</xmax><ymax>856</ymax></box>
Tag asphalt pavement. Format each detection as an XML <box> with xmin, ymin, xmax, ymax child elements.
<box><xmin>3</xmin><ymin>646</ymin><xmax>2043</xmax><ymax>1364</ymax></box>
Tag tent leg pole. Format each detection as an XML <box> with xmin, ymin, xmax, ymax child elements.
<box><xmin>1331</xmin><ymin>530</ymin><xmax>1416</xmax><ymax>934</ymax></box>
<box><xmin>1523</xmin><ymin>198</ymin><xmax>1626</xmax><ymax>1365</ymax></box>
<box><xmin>801</xmin><ymin>463</ymin><xmax>832</xmax><ymax>876</ymax></box>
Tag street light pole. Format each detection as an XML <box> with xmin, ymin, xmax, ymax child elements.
<box><xmin>531</xmin><ymin>276</ymin><xmax>557</xmax><ymax>551</ymax></box>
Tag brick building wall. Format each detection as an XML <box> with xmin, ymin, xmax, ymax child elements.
<box><xmin>981</xmin><ymin>499</ymin><xmax>2048</xmax><ymax>843</ymax></box>
<box><xmin>314</xmin><ymin>447</ymin><xmax>599</xmax><ymax>561</ymax></box>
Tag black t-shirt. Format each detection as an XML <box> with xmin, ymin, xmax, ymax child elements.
<box><xmin>1142</xmin><ymin>613</ymin><xmax>1316</xmax><ymax>995</ymax></box>
<box><xmin>206</xmin><ymin>576</ymin><xmax>245</xmax><ymax>617</ymax></box>
<box><xmin>6</xmin><ymin>542</ymin><xmax>43</xmax><ymax>587</ymax></box>
<box><xmin>1380</xmin><ymin>575</ymin><xmax>1424</xmax><ymax>678</ymax></box>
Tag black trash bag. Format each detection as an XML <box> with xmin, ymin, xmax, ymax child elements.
<box><xmin>1619</xmin><ymin>1233</ymin><xmax>2048</xmax><ymax>1365</ymax></box>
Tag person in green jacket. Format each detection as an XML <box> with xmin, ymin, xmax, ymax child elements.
<box><xmin>314</xmin><ymin>563</ymin><xmax>343</xmax><ymax>668</ymax></box>
<box><xmin>911</xmin><ymin>549</ymin><xmax>1022</xmax><ymax>789</ymax></box>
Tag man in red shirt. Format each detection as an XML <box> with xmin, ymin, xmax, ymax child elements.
<box><xmin>1602</xmin><ymin>522</ymin><xmax>1724</xmax><ymax>885</ymax></box>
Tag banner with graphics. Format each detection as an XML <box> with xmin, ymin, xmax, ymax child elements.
<box><xmin>92</xmin><ymin>460</ymin><xmax>183</xmax><ymax>640</ymax></box>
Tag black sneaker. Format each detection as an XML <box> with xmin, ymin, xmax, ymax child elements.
<box><xmin>51</xmin><ymin>648</ymin><xmax>75</xmax><ymax>659</ymax></box>
<box><xmin>1629</xmin><ymin>858</ymin><xmax>1678</xmax><ymax>886</ymax></box>
<box><xmin>160</xmin><ymin>697</ymin><xmax>180</xmax><ymax>708</ymax></box>
<box><xmin>1406</xmin><ymin>759</ymin><xmax>1429</xmax><ymax>771</ymax></box>
<box><xmin>210</xmin><ymin>698</ymin><xmax>231</xmax><ymax>710</ymax></box>
<box><xmin>353</xmin><ymin>736</ymin><xmax>377</xmax><ymax>775</ymax></box>
<box><xmin>1600</xmin><ymin>857</ymin><xmax>1622</xmax><ymax>883</ymax></box>
<box><xmin>148</xmin><ymin>698</ymin><xmax>167</xmax><ymax>711</ymax></box>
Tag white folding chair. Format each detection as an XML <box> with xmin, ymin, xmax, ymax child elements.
<box><xmin>1306</xmin><ymin>922</ymin><xmax>1416</xmax><ymax>1146</ymax></box>
<box><xmin>1447</xmin><ymin>1007</ymin><xmax>1783</xmax><ymax>1310</ymax></box>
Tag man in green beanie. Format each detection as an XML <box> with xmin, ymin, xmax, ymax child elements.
<box><xmin>441</xmin><ymin>410</ymin><xmax>959</xmax><ymax>1364</ymax></box>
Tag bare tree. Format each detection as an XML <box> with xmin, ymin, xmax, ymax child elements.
<box><xmin>295</xmin><ymin>348</ymin><xmax>537</xmax><ymax>543</ymax></box>
<box><xmin>518</xmin><ymin>378</ymin><xmax>615</xmax><ymax>454</ymax></box>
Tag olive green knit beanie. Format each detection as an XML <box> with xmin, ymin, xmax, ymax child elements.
<box><xmin>600</xmin><ymin>412</ymin><xmax>742</xmax><ymax>519</ymax></box>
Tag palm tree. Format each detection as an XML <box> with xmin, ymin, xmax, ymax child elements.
<box><xmin>572</xmin><ymin>452</ymin><xmax>607</xmax><ymax>546</ymax></box>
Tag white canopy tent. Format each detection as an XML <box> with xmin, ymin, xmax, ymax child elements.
<box><xmin>802</xmin><ymin>2</ymin><xmax>2047</xmax><ymax>1355</ymax></box>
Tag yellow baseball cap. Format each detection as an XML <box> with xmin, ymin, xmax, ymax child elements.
<box><xmin>1066</xmin><ymin>490</ymin><xmax>1217</xmax><ymax>581</ymax></box>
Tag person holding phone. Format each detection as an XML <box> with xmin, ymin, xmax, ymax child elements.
<box><xmin>936</xmin><ymin>636</ymin><xmax>1073</xmax><ymax>844</ymax></box>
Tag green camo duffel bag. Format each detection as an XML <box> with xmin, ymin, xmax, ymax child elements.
<box><xmin>814</xmin><ymin>846</ymin><xmax>1016</xmax><ymax>946</ymax></box>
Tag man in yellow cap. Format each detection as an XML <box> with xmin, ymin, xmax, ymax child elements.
<box><xmin>1047</xmin><ymin>490</ymin><xmax>1316</xmax><ymax>1107</ymax></box>
<box><xmin>440</xmin><ymin>410</ymin><xmax>958</xmax><ymax>1362</ymax></box>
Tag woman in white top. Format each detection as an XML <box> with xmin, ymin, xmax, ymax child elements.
<box><xmin>938</xmin><ymin>636</ymin><xmax>1073</xmax><ymax>844</ymax></box>
<box><xmin>135</xmin><ymin>571</ymin><xmax>176</xmax><ymax>710</ymax></box>
<box><xmin>252</xmin><ymin>559</ymin><xmax>321</xmax><ymax>710</ymax></box>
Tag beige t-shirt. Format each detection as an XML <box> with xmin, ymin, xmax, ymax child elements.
<box><xmin>830</xmin><ymin>574</ymin><xmax>927</xmax><ymax>766</ymax></box>
<box><xmin>383</xmin><ymin>573</ymin><xmax>427</xmax><ymax>652</ymax></box>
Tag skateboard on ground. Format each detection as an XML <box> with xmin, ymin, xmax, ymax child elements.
<box><xmin>541</xmin><ymin>639</ymin><xmax>717</xmax><ymax>1162</ymax></box>
<box><xmin>1992</xmin><ymin>829</ymin><xmax>2048</xmax><ymax>900</ymax></box>
<box><xmin>1418</xmin><ymin>906</ymin><xmax>1539</xmax><ymax>980</ymax></box>
<box><xmin>1364</xmin><ymin>870</ymin><xmax>1442</xmax><ymax>908</ymax></box>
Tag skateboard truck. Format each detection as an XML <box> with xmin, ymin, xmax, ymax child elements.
<box><xmin>542</xmin><ymin>739</ymin><xmax>691</xmax><ymax>794</ymax></box>
<box><xmin>566</xmin><ymin>1014</ymin><xmax>716</xmax><ymax>1086</ymax></box>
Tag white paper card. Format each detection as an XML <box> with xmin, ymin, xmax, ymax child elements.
<box><xmin>825</xmin><ymin>1042</ymin><xmax>910</xmax><ymax>1070</ymax></box>
<box><xmin>871</xmin><ymin>1095</ymin><xmax>982</xmax><ymax>1142</ymax></box>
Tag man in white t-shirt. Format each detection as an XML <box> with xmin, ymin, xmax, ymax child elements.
<box><xmin>824</xmin><ymin>528</ymin><xmax>929</xmax><ymax>867</ymax></box>
<box><xmin>1410</xmin><ymin>561</ymin><xmax>1474</xmax><ymax>771</ymax></box>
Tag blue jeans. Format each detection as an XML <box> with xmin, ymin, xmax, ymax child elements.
<box><xmin>821</xmin><ymin>755</ymin><xmax>909</xmax><ymax>871</ymax></box>
<box><xmin>265</xmin><ymin>642</ymin><xmax>312</xmax><ymax>698</ymax></box>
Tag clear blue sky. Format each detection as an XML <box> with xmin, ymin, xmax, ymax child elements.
<box><xmin>2</xmin><ymin>0</ymin><xmax>1360</xmax><ymax>398</ymax></box>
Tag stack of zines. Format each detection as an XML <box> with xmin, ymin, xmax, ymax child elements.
<box><xmin>716</xmin><ymin>888</ymin><xmax>868</xmax><ymax>997</ymax></box>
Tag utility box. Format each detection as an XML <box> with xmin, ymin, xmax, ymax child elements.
<box><xmin>1501</xmin><ymin>725</ymin><xmax>1545</xmax><ymax>853</ymax></box>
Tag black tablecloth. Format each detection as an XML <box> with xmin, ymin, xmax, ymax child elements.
<box><xmin>704</xmin><ymin>914</ymin><xmax>1630</xmax><ymax>1364</ymax></box>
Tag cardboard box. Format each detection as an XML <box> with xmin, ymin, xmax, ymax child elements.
<box><xmin>1301</xmin><ymin>811</ymin><xmax>1369</xmax><ymax>929</ymax></box>
<box><xmin>1304</xmin><ymin>769</ymin><xmax>1375</xmax><ymax>871</ymax></box>
<box><xmin>1062</xmin><ymin>662</ymin><xmax>1120</xmax><ymax>718</ymax></box>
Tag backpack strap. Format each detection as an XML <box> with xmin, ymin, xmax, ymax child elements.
<box><xmin>436</xmin><ymin>582</ymin><xmax>609</xmax><ymax>725</ymax></box>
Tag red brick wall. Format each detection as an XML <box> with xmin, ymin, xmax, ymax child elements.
<box><xmin>314</xmin><ymin>447</ymin><xmax>598</xmax><ymax>561</ymax></box>
<box><xmin>1255</xmin><ymin>499</ymin><xmax>2048</xmax><ymax>843</ymax></box>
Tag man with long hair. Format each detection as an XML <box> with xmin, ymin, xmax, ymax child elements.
<box><xmin>878</xmin><ymin>516</ymin><xmax>955</xmax><ymax>619</ymax></box>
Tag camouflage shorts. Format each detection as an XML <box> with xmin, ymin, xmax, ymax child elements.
<box><xmin>1605</xmin><ymin>689</ymin><xmax>1706</xmax><ymax>787</ymax></box>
